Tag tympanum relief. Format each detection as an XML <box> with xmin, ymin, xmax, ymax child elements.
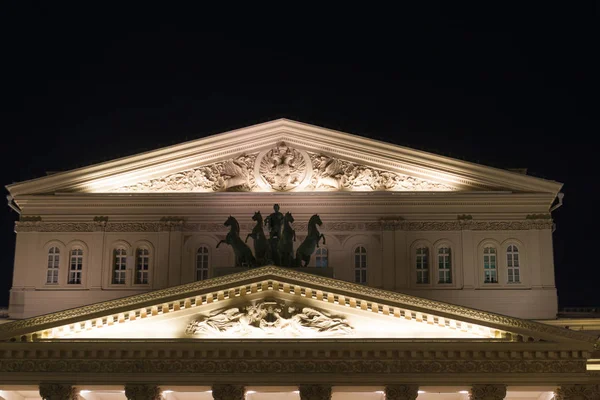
<box><xmin>185</xmin><ymin>301</ymin><xmax>353</xmax><ymax>338</ymax></box>
<box><xmin>111</xmin><ymin>142</ymin><xmax>455</xmax><ymax>192</ymax></box>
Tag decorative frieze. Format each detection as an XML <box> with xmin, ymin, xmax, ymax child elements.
<box><xmin>124</xmin><ymin>385</ymin><xmax>162</xmax><ymax>400</ymax></box>
<box><xmin>39</xmin><ymin>384</ymin><xmax>78</xmax><ymax>400</ymax></box>
<box><xmin>14</xmin><ymin>219</ymin><xmax>553</xmax><ymax>232</ymax></box>
<box><xmin>211</xmin><ymin>384</ymin><xmax>245</xmax><ymax>400</ymax></box>
<box><xmin>385</xmin><ymin>384</ymin><xmax>419</xmax><ymax>400</ymax></box>
<box><xmin>470</xmin><ymin>385</ymin><xmax>507</xmax><ymax>400</ymax></box>
<box><xmin>299</xmin><ymin>384</ymin><xmax>332</xmax><ymax>400</ymax></box>
<box><xmin>555</xmin><ymin>385</ymin><xmax>600</xmax><ymax>400</ymax></box>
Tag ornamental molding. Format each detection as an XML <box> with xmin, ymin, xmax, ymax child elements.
<box><xmin>555</xmin><ymin>385</ymin><xmax>600</xmax><ymax>400</ymax></box>
<box><xmin>124</xmin><ymin>385</ymin><xmax>162</xmax><ymax>400</ymax></box>
<box><xmin>385</xmin><ymin>384</ymin><xmax>419</xmax><ymax>400</ymax></box>
<box><xmin>108</xmin><ymin>142</ymin><xmax>457</xmax><ymax>194</ymax></box>
<box><xmin>0</xmin><ymin>358</ymin><xmax>588</xmax><ymax>375</ymax></box>
<box><xmin>212</xmin><ymin>384</ymin><xmax>245</xmax><ymax>400</ymax></box>
<box><xmin>0</xmin><ymin>266</ymin><xmax>594</xmax><ymax>344</ymax></box>
<box><xmin>14</xmin><ymin>219</ymin><xmax>554</xmax><ymax>232</ymax></box>
<box><xmin>38</xmin><ymin>384</ymin><xmax>78</xmax><ymax>400</ymax></box>
<box><xmin>299</xmin><ymin>384</ymin><xmax>332</xmax><ymax>400</ymax></box>
<box><xmin>470</xmin><ymin>384</ymin><xmax>507</xmax><ymax>400</ymax></box>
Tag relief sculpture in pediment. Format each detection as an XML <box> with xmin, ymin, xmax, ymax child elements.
<box><xmin>185</xmin><ymin>301</ymin><xmax>353</xmax><ymax>338</ymax></box>
<box><xmin>258</xmin><ymin>142</ymin><xmax>308</xmax><ymax>191</ymax></box>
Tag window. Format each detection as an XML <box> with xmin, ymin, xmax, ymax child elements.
<box><xmin>46</xmin><ymin>247</ymin><xmax>60</xmax><ymax>284</ymax></box>
<box><xmin>354</xmin><ymin>246</ymin><xmax>367</xmax><ymax>284</ymax></box>
<box><xmin>112</xmin><ymin>248</ymin><xmax>127</xmax><ymax>284</ymax></box>
<box><xmin>416</xmin><ymin>247</ymin><xmax>429</xmax><ymax>284</ymax></box>
<box><xmin>483</xmin><ymin>246</ymin><xmax>497</xmax><ymax>283</ymax></box>
<box><xmin>507</xmin><ymin>244</ymin><xmax>521</xmax><ymax>283</ymax></box>
<box><xmin>438</xmin><ymin>246</ymin><xmax>452</xmax><ymax>284</ymax></box>
<box><xmin>315</xmin><ymin>247</ymin><xmax>328</xmax><ymax>267</ymax></box>
<box><xmin>196</xmin><ymin>246</ymin><xmax>209</xmax><ymax>281</ymax></box>
<box><xmin>135</xmin><ymin>247</ymin><xmax>150</xmax><ymax>284</ymax></box>
<box><xmin>68</xmin><ymin>248</ymin><xmax>83</xmax><ymax>284</ymax></box>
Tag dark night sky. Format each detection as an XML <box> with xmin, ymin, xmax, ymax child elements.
<box><xmin>0</xmin><ymin>3</ymin><xmax>598</xmax><ymax>309</ymax></box>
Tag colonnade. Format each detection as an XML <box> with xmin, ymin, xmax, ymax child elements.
<box><xmin>28</xmin><ymin>384</ymin><xmax>600</xmax><ymax>400</ymax></box>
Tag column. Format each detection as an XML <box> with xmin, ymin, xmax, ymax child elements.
<box><xmin>555</xmin><ymin>385</ymin><xmax>600</xmax><ymax>400</ymax></box>
<box><xmin>39</xmin><ymin>384</ymin><xmax>78</xmax><ymax>400</ymax></box>
<box><xmin>385</xmin><ymin>384</ymin><xmax>419</xmax><ymax>400</ymax></box>
<box><xmin>469</xmin><ymin>385</ymin><xmax>507</xmax><ymax>400</ymax></box>
<box><xmin>211</xmin><ymin>384</ymin><xmax>245</xmax><ymax>400</ymax></box>
<box><xmin>298</xmin><ymin>385</ymin><xmax>332</xmax><ymax>400</ymax></box>
<box><xmin>124</xmin><ymin>385</ymin><xmax>162</xmax><ymax>400</ymax></box>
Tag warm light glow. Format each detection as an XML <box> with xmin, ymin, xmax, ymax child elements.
<box><xmin>80</xmin><ymin>390</ymin><xmax>92</xmax><ymax>394</ymax></box>
<box><xmin>418</xmin><ymin>391</ymin><xmax>426</xmax><ymax>394</ymax></box>
<box><xmin>163</xmin><ymin>390</ymin><xmax>173</xmax><ymax>394</ymax></box>
<box><xmin>459</xmin><ymin>391</ymin><xmax>469</xmax><ymax>394</ymax></box>
<box><xmin>293</xmin><ymin>390</ymin><xmax>300</xmax><ymax>393</ymax></box>
<box><xmin>246</xmin><ymin>391</ymin><xmax>257</xmax><ymax>394</ymax></box>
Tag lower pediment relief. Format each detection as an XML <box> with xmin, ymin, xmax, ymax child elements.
<box><xmin>107</xmin><ymin>142</ymin><xmax>457</xmax><ymax>193</ymax></box>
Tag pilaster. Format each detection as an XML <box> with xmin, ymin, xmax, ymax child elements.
<box><xmin>124</xmin><ymin>385</ymin><xmax>162</xmax><ymax>400</ymax></box>
<box><xmin>298</xmin><ymin>384</ymin><xmax>332</xmax><ymax>400</ymax></box>
<box><xmin>555</xmin><ymin>385</ymin><xmax>600</xmax><ymax>400</ymax></box>
<box><xmin>469</xmin><ymin>384</ymin><xmax>507</xmax><ymax>400</ymax></box>
<box><xmin>385</xmin><ymin>384</ymin><xmax>419</xmax><ymax>400</ymax></box>
<box><xmin>211</xmin><ymin>384</ymin><xmax>245</xmax><ymax>400</ymax></box>
<box><xmin>39</xmin><ymin>384</ymin><xmax>78</xmax><ymax>400</ymax></box>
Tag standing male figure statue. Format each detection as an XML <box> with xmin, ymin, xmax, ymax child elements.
<box><xmin>265</xmin><ymin>204</ymin><xmax>284</xmax><ymax>265</ymax></box>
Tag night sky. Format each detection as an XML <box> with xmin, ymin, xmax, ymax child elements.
<box><xmin>0</xmin><ymin>4</ymin><xmax>598</xmax><ymax>309</ymax></box>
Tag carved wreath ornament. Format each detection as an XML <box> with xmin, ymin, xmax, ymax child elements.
<box><xmin>185</xmin><ymin>301</ymin><xmax>353</xmax><ymax>338</ymax></box>
<box><xmin>111</xmin><ymin>142</ymin><xmax>455</xmax><ymax>193</ymax></box>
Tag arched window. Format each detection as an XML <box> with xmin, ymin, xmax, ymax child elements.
<box><xmin>315</xmin><ymin>247</ymin><xmax>328</xmax><ymax>267</ymax></box>
<box><xmin>416</xmin><ymin>247</ymin><xmax>429</xmax><ymax>284</ymax></box>
<box><xmin>507</xmin><ymin>244</ymin><xmax>521</xmax><ymax>283</ymax></box>
<box><xmin>438</xmin><ymin>246</ymin><xmax>452</xmax><ymax>284</ymax></box>
<box><xmin>68</xmin><ymin>248</ymin><xmax>83</xmax><ymax>284</ymax></box>
<box><xmin>46</xmin><ymin>247</ymin><xmax>60</xmax><ymax>284</ymax></box>
<box><xmin>196</xmin><ymin>246</ymin><xmax>209</xmax><ymax>281</ymax></box>
<box><xmin>483</xmin><ymin>246</ymin><xmax>497</xmax><ymax>283</ymax></box>
<box><xmin>112</xmin><ymin>248</ymin><xmax>127</xmax><ymax>284</ymax></box>
<box><xmin>135</xmin><ymin>247</ymin><xmax>150</xmax><ymax>284</ymax></box>
<box><xmin>354</xmin><ymin>246</ymin><xmax>367</xmax><ymax>284</ymax></box>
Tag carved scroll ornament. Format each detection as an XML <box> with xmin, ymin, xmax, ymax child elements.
<box><xmin>186</xmin><ymin>301</ymin><xmax>353</xmax><ymax>337</ymax></box>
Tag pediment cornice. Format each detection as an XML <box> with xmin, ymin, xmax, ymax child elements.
<box><xmin>6</xmin><ymin>119</ymin><xmax>562</xmax><ymax>197</ymax></box>
<box><xmin>0</xmin><ymin>266</ymin><xmax>593</xmax><ymax>346</ymax></box>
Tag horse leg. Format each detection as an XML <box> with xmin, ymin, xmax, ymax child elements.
<box><xmin>245</xmin><ymin>233</ymin><xmax>252</xmax><ymax>243</ymax></box>
<box><xmin>216</xmin><ymin>240</ymin><xmax>226</xmax><ymax>248</ymax></box>
<box><xmin>320</xmin><ymin>234</ymin><xmax>326</xmax><ymax>245</ymax></box>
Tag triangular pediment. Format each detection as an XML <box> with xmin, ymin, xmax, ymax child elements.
<box><xmin>0</xmin><ymin>267</ymin><xmax>592</xmax><ymax>345</ymax></box>
<box><xmin>6</xmin><ymin>119</ymin><xmax>562</xmax><ymax>196</ymax></box>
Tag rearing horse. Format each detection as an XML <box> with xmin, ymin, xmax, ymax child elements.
<box><xmin>278</xmin><ymin>211</ymin><xmax>296</xmax><ymax>267</ymax></box>
<box><xmin>295</xmin><ymin>214</ymin><xmax>326</xmax><ymax>267</ymax></box>
<box><xmin>217</xmin><ymin>216</ymin><xmax>256</xmax><ymax>267</ymax></box>
<box><xmin>245</xmin><ymin>211</ymin><xmax>270</xmax><ymax>266</ymax></box>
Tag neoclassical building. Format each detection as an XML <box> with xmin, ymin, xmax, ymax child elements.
<box><xmin>0</xmin><ymin>119</ymin><xmax>597</xmax><ymax>400</ymax></box>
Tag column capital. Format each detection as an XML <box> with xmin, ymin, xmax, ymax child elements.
<box><xmin>385</xmin><ymin>384</ymin><xmax>419</xmax><ymax>400</ymax></box>
<box><xmin>39</xmin><ymin>384</ymin><xmax>78</xmax><ymax>400</ymax></box>
<box><xmin>124</xmin><ymin>384</ymin><xmax>162</xmax><ymax>400</ymax></box>
<box><xmin>470</xmin><ymin>385</ymin><xmax>507</xmax><ymax>400</ymax></box>
<box><xmin>299</xmin><ymin>385</ymin><xmax>332</xmax><ymax>400</ymax></box>
<box><xmin>556</xmin><ymin>385</ymin><xmax>600</xmax><ymax>400</ymax></box>
<box><xmin>211</xmin><ymin>384</ymin><xmax>245</xmax><ymax>400</ymax></box>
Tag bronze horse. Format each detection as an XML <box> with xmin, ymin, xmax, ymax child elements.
<box><xmin>295</xmin><ymin>214</ymin><xmax>326</xmax><ymax>267</ymax></box>
<box><xmin>245</xmin><ymin>211</ymin><xmax>270</xmax><ymax>266</ymax></box>
<box><xmin>217</xmin><ymin>216</ymin><xmax>256</xmax><ymax>267</ymax></box>
<box><xmin>278</xmin><ymin>211</ymin><xmax>296</xmax><ymax>267</ymax></box>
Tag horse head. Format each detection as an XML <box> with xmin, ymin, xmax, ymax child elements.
<box><xmin>252</xmin><ymin>211</ymin><xmax>262</xmax><ymax>222</ymax></box>
<box><xmin>285</xmin><ymin>211</ymin><xmax>295</xmax><ymax>224</ymax></box>
<box><xmin>310</xmin><ymin>214</ymin><xmax>323</xmax><ymax>226</ymax></box>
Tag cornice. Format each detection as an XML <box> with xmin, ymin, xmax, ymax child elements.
<box><xmin>0</xmin><ymin>267</ymin><xmax>593</xmax><ymax>345</ymax></box>
<box><xmin>14</xmin><ymin>219</ymin><xmax>554</xmax><ymax>233</ymax></box>
<box><xmin>6</xmin><ymin>119</ymin><xmax>562</xmax><ymax>197</ymax></box>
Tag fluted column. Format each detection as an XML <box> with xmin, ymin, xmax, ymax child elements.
<box><xmin>211</xmin><ymin>384</ymin><xmax>245</xmax><ymax>400</ymax></box>
<box><xmin>39</xmin><ymin>384</ymin><xmax>79</xmax><ymax>400</ymax></box>
<box><xmin>299</xmin><ymin>385</ymin><xmax>332</xmax><ymax>400</ymax></box>
<box><xmin>124</xmin><ymin>385</ymin><xmax>162</xmax><ymax>400</ymax></box>
<box><xmin>555</xmin><ymin>385</ymin><xmax>600</xmax><ymax>400</ymax></box>
<box><xmin>470</xmin><ymin>385</ymin><xmax>507</xmax><ymax>400</ymax></box>
<box><xmin>385</xmin><ymin>385</ymin><xmax>419</xmax><ymax>400</ymax></box>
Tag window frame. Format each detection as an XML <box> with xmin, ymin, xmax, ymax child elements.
<box><xmin>436</xmin><ymin>245</ymin><xmax>453</xmax><ymax>284</ymax></box>
<box><xmin>112</xmin><ymin>247</ymin><xmax>128</xmax><ymax>285</ymax></box>
<box><xmin>415</xmin><ymin>245</ymin><xmax>430</xmax><ymax>284</ymax></box>
<box><xmin>134</xmin><ymin>246</ymin><xmax>151</xmax><ymax>285</ymax></box>
<box><xmin>68</xmin><ymin>247</ymin><xmax>84</xmax><ymax>285</ymax></box>
<box><xmin>353</xmin><ymin>245</ymin><xmax>368</xmax><ymax>284</ymax></box>
<box><xmin>46</xmin><ymin>246</ymin><xmax>61</xmax><ymax>285</ymax></box>
<box><xmin>506</xmin><ymin>243</ymin><xmax>522</xmax><ymax>284</ymax></box>
<box><xmin>196</xmin><ymin>246</ymin><xmax>210</xmax><ymax>281</ymax></box>
<box><xmin>315</xmin><ymin>247</ymin><xmax>328</xmax><ymax>268</ymax></box>
<box><xmin>483</xmin><ymin>246</ymin><xmax>498</xmax><ymax>284</ymax></box>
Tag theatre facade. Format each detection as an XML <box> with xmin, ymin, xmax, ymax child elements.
<box><xmin>1</xmin><ymin>119</ymin><xmax>598</xmax><ymax>399</ymax></box>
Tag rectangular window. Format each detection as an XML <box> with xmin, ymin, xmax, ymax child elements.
<box><xmin>135</xmin><ymin>248</ymin><xmax>150</xmax><ymax>284</ymax></box>
<box><xmin>113</xmin><ymin>249</ymin><xmax>127</xmax><ymax>284</ymax></box>
<box><xmin>438</xmin><ymin>247</ymin><xmax>452</xmax><ymax>284</ymax></box>
<box><xmin>68</xmin><ymin>249</ymin><xmax>83</xmax><ymax>284</ymax></box>
<box><xmin>416</xmin><ymin>247</ymin><xmax>429</xmax><ymax>284</ymax></box>
<box><xmin>46</xmin><ymin>248</ymin><xmax>60</xmax><ymax>284</ymax></box>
